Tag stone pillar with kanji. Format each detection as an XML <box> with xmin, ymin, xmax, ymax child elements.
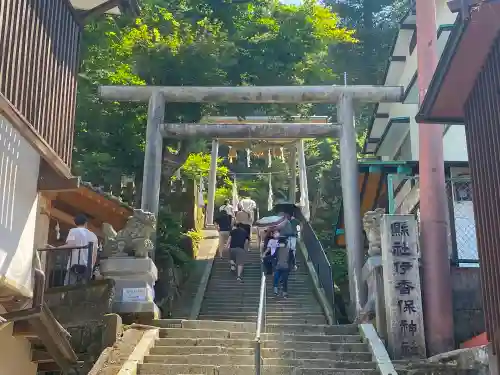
<box><xmin>381</xmin><ymin>214</ymin><xmax>426</xmax><ymax>359</ymax></box>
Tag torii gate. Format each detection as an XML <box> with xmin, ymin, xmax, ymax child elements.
<box><xmin>99</xmin><ymin>84</ymin><xmax>403</xmax><ymax>317</ymax></box>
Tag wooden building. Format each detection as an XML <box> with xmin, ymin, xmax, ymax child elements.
<box><xmin>0</xmin><ymin>1</ymin><xmax>139</xmax><ymax>373</ymax></box>
<box><xmin>417</xmin><ymin>0</ymin><xmax>500</xmax><ymax>371</ymax></box>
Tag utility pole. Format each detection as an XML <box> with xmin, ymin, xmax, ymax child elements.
<box><xmin>414</xmin><ymin>0</ymin><xmax>455</xmax><ymax>355</ymax></box>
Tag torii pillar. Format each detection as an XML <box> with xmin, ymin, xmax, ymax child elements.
<box><xmin>206</xmin><ymin>139</ymin><xmax>219</xmax><ymax>227</ymax></box>
<box><xmin>99</xmin><ymin>85</ymin><xmax>403</xmax><ymax>319</ymax></box>
<box><xmin>289</xmin><ymin>144</ymin><xmax>297</xmax><ymax>203</ymax></box>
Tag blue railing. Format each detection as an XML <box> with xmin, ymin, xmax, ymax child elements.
<box><xmin>295</xmin><ymin>211</ymin><xmax>336</xmax><ymax>311</ymax></box>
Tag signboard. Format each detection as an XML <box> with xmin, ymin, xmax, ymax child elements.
<box><xmin>381</xmin><ymin>214</ymin><xmax>426</xmax><ymax>359</ymax></box>
<box><xmin>122</xmin><ymin>287</ymin><xmax>148</xmax><ymax>303</ymax></box>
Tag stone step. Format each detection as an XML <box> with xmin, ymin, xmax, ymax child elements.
<box><xmin>199</xmin><ymin>310</ymin><xmax>324</xmax><ymax>317</ymax></box>
<box><xmin>208</xmin><ymin>272</ymin><xmax>310</xmax><ymax>278</ymax></box>
<box><xmin>266</xmin><ymin>324</ymin><xmax>359</xmax><ymax>335</ymax></box>
<box><xmin>155</xmin><ymin>338</ymin><xmax>255</xmax><ymax>348</ymax></box>
<box><xmin>155</xmin><ymin>338</ymin><xmax>368</xmax><ymax>352</ymax></box>
<box><xmin>144</xmin><ymin>354</ymin><xmax>255</xmax><ymax>366</ymax></box>
<box><xmin>200</xmin><ymin>305</ymin><xmax>323</xmax><ymax>312</ymax></box>
<box><xmin>144</xmin><ymin>354</ymin><xmax>377</xmax><ymax>369</ymax></box>
<box><xmin>150</xmin><ymin>345</ymin><xmax>255</xmax><ymax>356</ymax></box>
<box><xmin>198</xmin><ymin>313</ymin><xmax>325</xmax><ymax>320</ymax></box>
<box><xmin>203</xmin><ymin>294</ymin><xmax>319</xmax><ymax>301</ymax></box>
<box><xmin>152</xmin><ymin>319</ymin><xmax>255</xmax><ymax>332</ymax></box>
<box><xmin>200</xmin><ymin>301</ymin><xmax>319</xmax><ymax>309</ymax></box>
<box><xmin>138</xmin><ymin>364</ymin><xmax>378</xmax><ymax>375</ymax></box>
<box><xmin>201</xmin><ymin>300</ymin><xmax>321</xmax><ymax>308</ymax></box>
<box><xmin>264</xmin><ymin>319</ymin><xmax>327</xmax><ymax>326</ymax></box>
<box><xmin>197</xmin><ymin>311</ymin><xmax>326</xmax><ymax>319</ymax></box>
<box><xmin>263</xmin><ymin>359</ymin><xmax>377</xmax><ymax>369</ymax></box>
<box><xmin>149</xmin><ymin>346</ymin><xmax>372</xmax><ymax>361</ymax></box>
<box><xmin>206</xmin><ymin>282</ymin><xmax>314</xmax><ymax>288</ymax></box>
<box><xmin>157</xmin><ymin>328</ymin><xmax>363</xmax><ymax>343</ymax></box>
<box><xmin>197</xmin><ymin>316</ymin><xmax>327</xmax><ymax>325</ymax></box>
<box><xmin>197</xmin><ymin>319</ymin><xmax>327</xmax><ymax>326</ymax></box>
<box><xmin>203</xmin><ymin>289</ymin><xmax>316</xmax><ymax>296</ymax></box>
<box><xmin>203</xmin><ymin>293</ymin><xmax>317</xmax><ymax>299</ymax></box>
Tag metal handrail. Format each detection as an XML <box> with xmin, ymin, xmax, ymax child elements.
<box><xmin>254</xmin><ymin>271</ymin><xmax>266</xmax><ymax>375</ymax></box>
<box><xmin>38</xmin><ymin>243</ymin><xmax>95</xmax><ymax>287</ymax></box>
<box><xmin>299</xmin><ymin>218</ymin><xmax>336</xmax><ymax>309</ymax></box>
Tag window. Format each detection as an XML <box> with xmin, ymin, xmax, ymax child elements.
<box><xmin>453</xmin><ymin>181</ymin><xmax>473</xmax><ymax>202</ymax></box>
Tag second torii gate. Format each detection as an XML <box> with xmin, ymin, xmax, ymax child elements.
<box><xmin>99</xmin><ymin>84</ymin><xmax>403</xmax><ymax>318</ymax></box>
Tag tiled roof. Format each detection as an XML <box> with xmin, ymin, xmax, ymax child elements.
<box><xmin>80</xmin><ymin>181</ymin><xmax>133</xmax><ymax>212</ymax></box>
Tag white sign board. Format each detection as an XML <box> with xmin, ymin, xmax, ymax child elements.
<box><xmin>122</xmin><ymin>287</ymin><xmax>148</xmax><ymax>302</ymax></box>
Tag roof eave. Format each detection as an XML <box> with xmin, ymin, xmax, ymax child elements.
<box><xmin>363</xmin><ymin>10</ymin><xmax>415</xmax><ymax>153</ymax></box>
<box><xmin>415</xmin><ymin>16</ymin><xmax>467</xmax><ymax>124</ymax></box>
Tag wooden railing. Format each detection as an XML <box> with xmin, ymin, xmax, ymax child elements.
<box><xmin>0</xmin><ymin>0</ymin><xmax>80</xmax><ymax>166</ymax></box>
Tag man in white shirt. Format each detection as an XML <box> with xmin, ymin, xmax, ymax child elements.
<box><xmin>239</xmin><ymin>197</ymin><xmax>257</xmax><ymax>223</ymax></box>
<box><xmin>63</xmin><ymin>214</ymin><xmax>98</xmax><ymax>285</ymax></box>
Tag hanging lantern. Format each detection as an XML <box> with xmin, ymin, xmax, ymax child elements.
<box><xmin>228</xmin><ymin>146</ymin><xmax>237</xmax><ymax>163</ymax></box>
<box><xmin>55</xmin><ymin>221</ymin><xmax>60</xmax><ymax>240</ymax></box>
<box><xmin>267</xmin><ymin>148</ymin><xmax>272</xmax><ymax>168</ymax></box>
<box><xmin>246</xmin><ymin>148</ymin><xmax>251</xmax><ymax>168</ymax></box>
<box><xmin>267</xmin><ymin>173</ymin><xmax>273</xmax><ymax>211</ymax></box>
<box><xmin>232</xmin><ymin>177</ymin><xmax>239</xmax><ymax>210</ymax></box>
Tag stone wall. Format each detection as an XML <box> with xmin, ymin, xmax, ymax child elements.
<box><xmin>45</xmin><ymin>279</ymin><xmax>114</xmax><ymax>323</ymax></box>
<box><xmin>451</xmin><ymin>266</ymin><xmax>485</xmax><ymax>345</ymax></box>
<box><xmin>44</xmin><ymin>280</ymin><xmax>119</xmax><ymax>367</ymax></box>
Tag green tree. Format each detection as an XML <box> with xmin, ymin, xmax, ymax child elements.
<box><xmin>74</xmin><ymin>0</ymin><xmax>356</xmax><ymax>199</ymax></box>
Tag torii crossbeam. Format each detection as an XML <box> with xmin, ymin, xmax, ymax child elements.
<box><xmin>99</xmin><ymin>84</ymin><xmax>404</xmax><ymax>320</ymax></box>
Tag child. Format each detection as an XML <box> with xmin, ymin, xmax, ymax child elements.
<box><xmin>262</xmin><ymin>230</ymin><xmax>280</xmax><ymax>275</ymax></box>
<box><xmin>273</xmin><ymin>237</ymin><xmax>291</xmax><ymax>298</ymax></box>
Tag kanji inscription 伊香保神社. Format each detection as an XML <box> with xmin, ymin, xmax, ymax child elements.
<box><xmin>381</xmin><ymin>215</ymin><xmax>426</xmax><ymax>359</ymax></box>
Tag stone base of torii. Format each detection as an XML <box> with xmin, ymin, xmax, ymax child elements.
<box><xmin>99</xmin><ymin>84</ymin><xmax>403</xmax><ymax>321</ymax></box>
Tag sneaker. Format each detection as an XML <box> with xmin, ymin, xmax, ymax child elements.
<box><xmin>273</xmin><ymin>287</ymin><xmax>278</xmax><ymax>295</ymax></box>
<box><xmin>293</xmin><ymin>265</ymin><xmax>298</xmax><ymax>271</ymax></box>
<box><xmin>282</xmin><ymin>292</ymin><xmax>288</xmax><ymax>299</ymax></box>
<box><xmin>230</xmin><ymin>264</ymin><xmax>236</xmax><ymax>272</ymax></box>
<box><xmin>237</xmin><ymin>277</ymin><xmax>243</xmax><ymax>283</ymax></box>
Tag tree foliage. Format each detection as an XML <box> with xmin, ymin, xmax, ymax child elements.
<box><xmin>74</xmin><ymin>0</ymin><xmax>356</xmax><ymax>193</ymax></box>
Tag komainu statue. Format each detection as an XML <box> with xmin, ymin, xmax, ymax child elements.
<box><xmin>102</xmin><ymin>209</ymin><xmax>157</xmax><ymax>258</ymax></box>
<box><xmin>362</xmin><ymin>208</ymin><xmax>385</xmax><ymax>256</ymax></box>
<box><xmin>355</xmin><ymin>208</ymin><xmax>386</xmax><ymax>324</ymax></box>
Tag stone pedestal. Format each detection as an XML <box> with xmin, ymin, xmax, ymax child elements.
<box><xmin>100</xmin><ymin>257</ymin><xmax>159</xmax><ymax>320</ymax></box>
<box><xmin>362</xmin><ymin>256</ymin><xmax>386</xmax><ymax>342</ymax></box>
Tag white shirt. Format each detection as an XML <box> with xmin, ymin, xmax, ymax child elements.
<box><xmin>66</xmin><ymin>227</ymin><xmax>98</xmax><ymax>268</ymax></box>
<box><xmin>239</xmin><ymin>198</ymin><xmax>256</xmax><ymax>212</ymax></box>
<box><xmin>267</xmin><ymin>239</ymin><xmax>279</xmax><ymax>256</ymax></box>
<box><xmin>220</xmin><ymin>204</ymin><xmax>234</xmax><ymax>216</ymax></box>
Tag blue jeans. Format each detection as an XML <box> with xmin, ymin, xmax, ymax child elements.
<box><xmin>273</xmin><ymin>268</ymin><xmax>290</xmax><ymax>293</ymax></box>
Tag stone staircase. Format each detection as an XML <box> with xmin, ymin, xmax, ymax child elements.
<box><xmin>137</xmin><ymin>242</ymin><xmax>383</xmax><ymax>375</ymax></box>
<box><xmin>198</xmin><ymin>246</ymin><xmax>326</xmax><ymax>325</ymax></box>
<box><xmin>139</xmin><ymin>320</ymin><xmax>378</xmax><ymax>375</ymax></box>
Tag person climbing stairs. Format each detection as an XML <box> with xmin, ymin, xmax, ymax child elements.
<box><xmin>136</xmin><ymin>239</ymin><xmax>386</xmax><ymax>375</ymax></box>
